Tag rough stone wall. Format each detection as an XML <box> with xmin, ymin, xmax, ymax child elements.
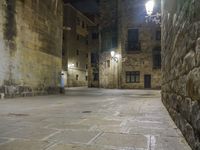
<box><xmin>88</xmin><ymin>26</ymin><xmax>99</xmax><ymax>88</ymax></box>
<box><xmin>99</xmin><ymin>0</ymin><xmax>161</xmax><ymax>89</ymax></box>
<box><xmin>99</xmin><ymin>0</ymin><xmax>118</xmax><ymax>53</ymax></box>
<box><xmin>119</xmin><ymin>0</ymin><xmax>161</xmax><ymax>89</ymax></box>
<box><xmin>99</xmin><ymin>0</ymin><xmax>121</xmax><ymax>88</ymax></box>
<box><xmin>99</xmin><ymin>0</ymin><xmax>118</xmax><ymax>29</ymax></box>
<box><xmin>0</xmin><ymin>1</ymin><xmax>10</xmax><ymax>91</ymax></box>
<box><xmin>0</xmin><ymin>0</ymin><xmax>63</xmax><ymax>97</ymax></box>
<box><xmin>63</xmin><ymin>4</ymin><xmax>76</xmax><ymax>87</ymax></box>
<box><xmin>63</xmin><ymin>4</ymin><xmax>94</xmax><ymax>87</ymax></box>
<box><xmin>162</xmin><ymin>0</ymin><xmax>200</xmax><ymax>149</ymax></box>
<box><xmin>99</xmin><ymin>52</ymin><xmax>119</xmax><ymax>88</ymax></box>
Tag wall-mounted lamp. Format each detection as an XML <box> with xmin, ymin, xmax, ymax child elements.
<box><xmin>63</xmin><ymin>26</ymin><xmax>72</xmax><ymax>31</ymax></box>
<box><xmin>111</xmin><ymin>51</ymin><xmax>120</xmax><ymax>62</ymax></box>
<box><xmin>111</xmin><ymin>51</ymin><xmax>115</xmax><ymax>57</ymax></box>
<box><xmin>68</xmin><ymin>64</ymin><xmax>75</xmax><ymax>68</ymax></box>
<box><xmin>145</xmin><ymin>0</ymin><xmax>154</xmax><ymax>16</ymax></box>
<box><xmin>145</xmin><ymin>0</ymin><xmax>161</xmax><ymax>24</ymax></box>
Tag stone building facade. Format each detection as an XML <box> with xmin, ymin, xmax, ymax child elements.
<box><xmin>162</xmin><ymin>0</ymin><xmax>200</xmax><ymax>149</ymax></box>
<box><xmin>88</xmin><ymin>26</ymin><xmax>100</xmax><ymax>88</ymax></box>
<box><xmin>62</xmin><ymin>3</ymin><xmax>95</xmax><ymax>87</ymax></box>
<box><xmin>99</xmin><ymin>0</ymin><xmax>161</xmax><ymax>89</ymax></box>
<box><xmin>0</xmin><ymin>0</ymin><xmax>63</xmax><ymax>97</ymax></box>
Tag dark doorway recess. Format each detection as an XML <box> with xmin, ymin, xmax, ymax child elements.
<box><xmin>144</xmin><ymin>75</ymin><xmax>151</xmax><ymax>89</ymax></box>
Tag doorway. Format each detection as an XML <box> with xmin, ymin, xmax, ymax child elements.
<box><xmin>144</xmin><ymin>74</ymin><xmax>151</xmax><ymax>89</ymax></box>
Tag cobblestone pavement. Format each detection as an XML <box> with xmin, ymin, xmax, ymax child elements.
<box><xmin>0</xmin><ymin>88</ymin><xmax>191</xmax><ymax>150</ymax></box>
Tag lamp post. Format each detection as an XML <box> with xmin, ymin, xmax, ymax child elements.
<box><xmin>145</xmin><ymin>0</ymin><xmax>161</xmax><ymax>24</ymax></box>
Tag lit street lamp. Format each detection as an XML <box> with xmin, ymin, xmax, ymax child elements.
<box><xmin>68</xmin><ymin>64</ymin><xmax>75</xmax><ymax>68</ymax></box>
<box><xmin>110</xmin><ymin>51</ymin><xmax>120</xmax><ymax>62</ymax></box>
<box><xmin>111</xmin><ymin>51</ymin><xmax>115</xmax><ymax>58</ymax></box>
<box><xmin>145</xmin><ymin>0</ymin><xmax>154</xmax><ymax>16</ymax></box>
<box><xmin>145</xmin><ymin>0</ymin><xmax>161</xmax><ymax>24</ymax></box>
<box><xmin>110</xmin><ymin>51</ymin><xmax>121</xmax><ymax>88</ymax></box>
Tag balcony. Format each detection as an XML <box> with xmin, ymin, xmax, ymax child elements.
<box><xmin>125</xmin><ymin>41</ymin><xmax>141</xmax><ymax>53</ymax></box>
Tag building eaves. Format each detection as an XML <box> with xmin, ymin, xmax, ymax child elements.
<box><xmin>64</xmin><ymin>3</ymin><xmax>96</xmax><ymax>26</ymax></box>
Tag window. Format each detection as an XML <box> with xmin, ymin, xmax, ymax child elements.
<box><xmin>92</xmin><ymin>33</ymin><xmax>99</xmax><ymax>39</ymax></box>
<box><xmin>93</xmin><ymin>73</ymin><xmax>99</xmax><ymax>81</ymax></box>
<box><xmin>91</xmin><ymin>53</ymin><xmax>98</xmax><ymax>64</ymax></box>
<box><xmin>76</xmin><ymin>62</ymin><xmax>79</xmax><ymax>67</ymax></box>
<box><xmin>77</xmin><ymin>17</ymin><xmax>80</xmax><ymax>25</ymax></box>
<box><xmin>127</xmin><ymin>29</ymin><xmax>141</xmax><ymax>51</ymax></box>
<box><xmin>85</xmin><ymin>64</ymin><xmax>88</xmax><ymax>69</ymax></box>
<box><xmin>128</xmin><ymin>29</ymin><xmax>139</xmax><ymax>42</ymax></box>
<box><xmin>106</xmin><ymin>60</ymin><xmax>110</xmax><ymax>68</ymax></box>
<box><xmin>112</xmin><ymin>37</ymin><xmax>117</xmax><ymax>48</ymax></box>
<box><xmin>77</xmin><ymin>34</ymin><xmax>80</xmax><ymax>40</ymax></box>
<box><xmin>76</xmin><ymin>49</ymin><xmax>79</xmax><ymax>55</ymax></box>
<box><xmin>76</xmin><ymin>75</ymin><xmax>79</xmax><ymax>80</ymax></box>
<box><xmin>126</xmin><ymin>71</ymin><xmax>140</xmax><ymax>83</ymax></box>
<box><xmin>62</xmin><ymin>50</ymin><xmax>65</xmax><ymax>57</ymax></box>
<box><xmin>85</xmin><ymin>76</ymin><xmax>88</xmax><ymax>81</ymax></box>
<box><xmin>91</xmin><ymin>53</ymin><xmax>95</xmax><ymax>63</ymax></box>
<box><xmin>153</xmin><ymin>47</ymin><xmax>161</xmax><ymax>69</ymax></box>
<box><xmin>86</xmin><ymin>37</ymin><xmax>89</xmax><ymax>45</ymax></box>
<box><xmin>153</xmin><ymin>54</ymin><xmax>161</xmax><ymax>69</ymax></box>
<box><xmin>63</xmin><ymin>33</ymin><xmax>65</xmax><ymax>40</ymax></box>
<box><xmin>82</xmin><ymin>21</ymin><xmax>85</xmax><ymax>28</ymax></box>
<box><xmin>156</xmin><ymin>30</ymin><xmax>161</xmax><ymax>41</ymax></box>
<box><xmin>86</xmin><ymin>53</ymin><xmax>88</xmax><ymax>58</ymax></box>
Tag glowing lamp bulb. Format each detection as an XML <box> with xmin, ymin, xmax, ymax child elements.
<box><xmin>68</xmin><ymin>64</ymin><xmax>75</xmax><ymax>68</ymax></box>
<box><xmin>145</xmin><ymin>0</ymin><xmax>155</xmax><ymax>16</ymax></box>
<box><xmin>111</xmin><ymin>51</ymin><xmax>115</xmax><ymax>57</ymax></box>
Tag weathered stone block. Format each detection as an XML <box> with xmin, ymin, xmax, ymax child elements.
<box><xmin>0</xmin><ymin>0</ymin><xmax>63</xmax><ymax>97</ymax></box>
<box><xmin>182</xmin><ymin>51</ymin><xmax>196</xmax><ymax>73</ymax></box>
<box><xmin>186</xmin><ymin>68</ymin><xmax>200</xmax><ymax>101</ymax></box>
<box><xmin>196</xmin><ymin>37</ymin><xmax>200</xmax><ymax>66</ymax></box>
<box><xmin>184</xmin><ymin>123</ymin><xmax>196</xmax><ymax>148</ymax></box>
<box><xmin>190</xmin><ymin>101</ymin><xmax>200</xmax><ymax>131</ymax></box>
<box><xmin>180</xmin><ymin>98</ymin><xmax>192</xmax><ymax>123</ymax></box>
<box><xmin>162</xmin><ymin>0</ymin><xmax>200</xmax><ymax>149</ymax></box>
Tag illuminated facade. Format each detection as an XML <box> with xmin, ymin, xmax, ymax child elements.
<box><xmin>62</xmin><ymin>3</ymin><xmax>95</xmax><ymax>87</ymax></box>
<box><xmin>99</xmin><ymin>0</ymin><xmax>161</xmax><ymax>89</ymax></box>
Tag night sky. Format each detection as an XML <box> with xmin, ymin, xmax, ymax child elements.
<box><xmin>64</xmin><ymin>0</ymin><xmax>99</xmax><ymax>13</ymax></box>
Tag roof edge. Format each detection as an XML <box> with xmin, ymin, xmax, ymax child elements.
<box><xmin>64</xmin><ymin>3</ymin><xmax>96</xmax><ymax>26</ymax></box>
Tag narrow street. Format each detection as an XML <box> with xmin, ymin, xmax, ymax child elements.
<box><xmin>0</xmin><ymin>88</ymin><xmax>191</xmax><ymax>150</ymax></box>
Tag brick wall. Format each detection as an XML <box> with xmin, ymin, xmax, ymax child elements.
<box><xmin>162</xmin><ymin>0</ymin><xmax>200</xmax><ymax>149</ymax></box>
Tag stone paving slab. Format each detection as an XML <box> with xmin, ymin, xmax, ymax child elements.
<box><xmin>0</xmin><ymin>138</ymin><xmax>10</xmax><ymax>145</ymax></box>
<box><xmin>47</xmin><ymin>130</ymin><xmax>100</xmax><ymax>144</ymax></box>
<box><xmin>0</xmin><ymin>140</ymin><xmax>50</xmax><ymax>150</ymax></box>
<box><xmin>90</xmin><ymin>124</ymin><xmax>130</xmax><ymax>134</ymax></box>
<box><xmin>94</xmin><ymin>133</ymin><xmax>148</xmax><ymax>149</ymax></box>
<box><xmin>46</xmin><ymin>123</ymin><xmax>91</xmax><ymax>130</ymax></box>
<box><xmin>154</xmin><ymin>136</ymin><xmax>192</xmax><ymax>150</ymax></box>
<box><xmin>81</xmin><ymin>118</ymin><xmax>122</xmax><ymax>126</ymax></box>
<box><xmin>0</xmin><ymin>125</ymin><xmax>21</xmax><ymax>135</ymax></box>
<box><xmin>129</xmin><ymin>126</ymin><xmax>180</xmax><ymax>137</ymax></box>
<box><xmin>0</xmin><ymin>88</ymin><xmax>192</xmax><ymax>150</ymax></box>
<box><xmin>1</xmin><ymin>127</ymin><xmax>57</xmax><ymax>140</ymax></box>
<box><xmin>48</xmin><ymin>143</ymin><xmax>117</xmax><ymax>150</ymax></box>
